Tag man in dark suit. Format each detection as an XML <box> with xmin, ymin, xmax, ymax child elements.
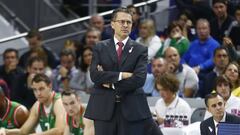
<box><xmin>200</xmin><ymin>93</ymin><xmax>240</xmax><ymax>135</ymax></box>
<box><xmin>84</xmin><ymin>7</ymin><xmax>162</xmax><ymax>135</ymax></box>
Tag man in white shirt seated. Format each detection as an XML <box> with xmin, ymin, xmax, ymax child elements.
<box><xmin>200</xmin><ymin>93</ymin><xmax>240</xmax><ymax>135</ymax></box>
<box><xmin>154</xmin><ymin>73</ymin><xmax>192</xmax><ymax>125</ymax></box>
<box><xmin>204</xmin><ymin>75</ymin><xmax>240</xmax><ymax>119</ymax></box>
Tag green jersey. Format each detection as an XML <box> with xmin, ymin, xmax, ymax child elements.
<box><xmin>66</xmin><ymin>106</ymin><xmax>85</xmax><ymax>135</ymax></box>
<box><xmin>0</xmin><ymin>98</ymin><xmax>21</xmax><ymax>129</ymax></box>
<box><xmin>38</xmin><ymin>92</ymin><xmax>61</xmax><ymax>131</ymax></box>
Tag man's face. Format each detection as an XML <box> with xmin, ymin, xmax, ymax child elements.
<box><xmin>27</xmin><ymin>61</ymin><xmax>45</xmax><ymax>74</ymax></box>
<box><xmin>4</xmin><ymin>51</ymin><xmax>18</xmax><ymax>69</ymax></box>
<box><xmin>111</xmin><ymin>12</ymin><xmax>132</xmax><ymax>40</ymax></box>
<box><xmin>27</xmin><ymin>36</ymin><xmax>41</xmax><ymax>49</ymax></box>
<box><xmin>151</xmin><ymin>59</ymin><xmax>166</xmax><ymax>77</ymax></box>
<box><xmin>216</xmin><ymin>82</ymin><xmax>231</xmax><ymax>101</ymax></box>
<box><xmin>165</xmin><ymin>48</ymin><xmax>180</xmax><ymax>69</ymax></box>
<box><xmin>90</xmin><ymin>16</ymin><xmax>104</xmax><ymax>31</ymax></box>
<box><xmin>32</xmin><ymin>81</ymin><xmax>51</xmax><ymax>103</ymax></box>
<box><xmin>235</xmin><ymin>10</ymin><xmax>240</xmax><ymax>23</ymax></box>
<box><xmin>196</xmin><ymin>21</ymin><xmax>210</xmax><ymax>41</ymax></box>
<box><xmin>128</xmin><ymin>7</ymin><xmax>140</xmax><ymax>23</ymax></box>
<box><xmin>86</xmin><ymin>31</ymin><xmax>101</xmax><ymax>47</ymax></box>
<box><xmin>60</xmin><ymin>55</ymin><xmax>75</xmax><ymax>70</ymax></box>
<box><xmin>207</xmin><ymin>96</ymin><xmax>225</xmax><ymax>119</ymax></box>
<box><xmin>213</xmin><ymin>3</ymin><xmax>227</xmax><ymax>19</ymax></box>
<box><xmin>62</xmin><ymin>94</ymin><xmax>80</xmax><ymax>116</ymax></box>
<box><xmin>214</xmin><ymin>49</ymin><xmax>229</xmax><ymax>69</ymax></box>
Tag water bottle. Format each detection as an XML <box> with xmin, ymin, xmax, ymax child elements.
<box><xmin>164</xmin><ymin>115</ymin><xmax>170</xmax><ymax>127</ymax></box>
<box><xmin>183</xmin><ymin>115</ymin><xmax>189</xmax><ymax>126</ymax></box>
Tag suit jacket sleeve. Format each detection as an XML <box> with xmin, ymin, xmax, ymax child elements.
<box><xmin>90</xmin><ymin>43</ymin><xmax>120</xmax><ymax>85</ymax></box>
<box><xmin>114</xmin><ymin>46</ymin><xmax>148</xmax><ymax>93</ymax></box>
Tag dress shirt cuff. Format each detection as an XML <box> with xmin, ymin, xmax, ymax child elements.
<box><xmin>118</xmin><ymin>72</ymin><xmax>122</xmax><ymax>81</ymax></box>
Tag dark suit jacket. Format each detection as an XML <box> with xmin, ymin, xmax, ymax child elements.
<box><xmin>84</xmin><ymin>38</ymin><xmax>151</xmax><ymax>121</ymax></box>
<box><xmin>200</xmin><ymin>113</ymin><xmax>240</xmax><ymax>135</ymax></box>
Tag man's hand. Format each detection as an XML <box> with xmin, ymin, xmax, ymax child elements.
<box><xmin>156</xmin><ymin>111</ymin><xmax>164</xmax><ymax>125</ymax></box>
<box><xmin>97</xmin><ymin>65</ymin><xmax>111</xmax><ymax>88</ymax></box>
<box><xmin>122</xmin><ymin>72</ymin><xmax>133</xmax><ymax>79</ymax></box>
<box><xmin>59</xmin><ymin>66</ymin><xmax>68</xmax><ymax>77</ymax></box>
<box><xmin>223</xmin><ymin>37</ymin><xmax>234</xmax><ymax>47</ymax></box>
<box><xmin>193</xmin><ymin>66</ymin><xmax>200</xmax><ymax>74</ymax></box>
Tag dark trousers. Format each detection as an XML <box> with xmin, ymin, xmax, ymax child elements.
<box><xmin>94</xmin><ymin>103</ymin><xmax>163</xmax><ymax>135</ymax></box>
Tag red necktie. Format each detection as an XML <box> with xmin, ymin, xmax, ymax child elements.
<box><xmin>117</xmin><ymin>42</ymin><xmax>123</xmax><ymax>64</ymax></box>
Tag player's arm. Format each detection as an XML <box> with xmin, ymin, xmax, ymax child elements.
<box><xmin>6</xmin><ymin>102</ymin><xmax>39</xmax><ymax>135</ymax></box>
<box><xmin>83</xmin><ymin>118</ymin><xmax>94</xmax><ymax>135</ymax></box>
<box><xmin>15</xmin><ymin>105</ymin><xmax>29</xmax><ymax>127</ymax></box>
<box><xmin>63</xmin><ymin>125</ymin><xmax>70</xmax><ymax>135</ymax></box>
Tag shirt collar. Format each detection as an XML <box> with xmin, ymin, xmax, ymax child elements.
<box><xmin>114</xmin><ymin>36</ymin><xmax>129</xmax><ymax>46</ymax></box>
<box><xmin>213</xmin><ymin>112</ymin><xmax>226</xmax><ymax>126</ymax></box>
<box><xmin>166</xmin><ymin>95</ymin><xmax>179</xmax><ymax>109</ymax></box>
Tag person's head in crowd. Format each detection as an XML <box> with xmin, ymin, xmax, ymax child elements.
<box><xmin>215</xmin><ymin>75</ymin><xmax>233</xmax><ymax>101</ymax></box>
<box><xmin>27</xmin><ymin>57</ymin><xmax>46</xmax><ymax>74</ymax></box>
<box><xmin>151</xmin><ymin>57</ymin><xmax>167</xmax><ymax>77</ymax></box>
<box><xmin>85</xmin><ymin>27</ymin><xmax>101</xmax><ymax>47</ymax></box>
<box><xmin>164</xmin><ymin>47</ymin><xmax>180</xmax><ymax>73</ymax></box>
<box><xmin>196</xmin><ymin>19</ymin><xmax>210</xmax><ymax>42</ymax></box>
<box><xmin>212</xmin><ymin>0</ymin><xmax>228</xmax><ymax>20</ymax></box>
<box><xmin>31</xmin><ymin>73</ymin><xmax>52</xmax><ymax>104</ymax></box>
<box><xmin>111</xmin><ymin>7</ymin><xmax>133</xmax><ymax>40</ymax></box>
<box><xmin>178</xmin><ymin>10</ymin><xmax>195</xmax><ymax>28</ymax></box>
<box><xmin>127</xmin><ymin>5</ymin><xmax>141</xmax><ymax>25</ymax></box>
<box><xmin>167</xmin><ymin>21</ymin><xmax>184</xmax><ymax>39</ymax></box>
<box><xmin>3</xmin><ymin>48</ymin><xmax>19</xmax><ymax>72</ymax></box>
<box><xmin>155</xmin><ymin>73</ymin><xmax>179</xmax><ymax>104</ymax></box>
<box><xmin>224</xmin><ymin>62</ymin><xmax>240</xmax><ymax>89</ymax></box>
<box><xmin>60</xmin><ymin>49</ymin><xmax>76</xmax><ymax>71</ymax></box>
<box><xmin>64</xmin><ymin>40</ymin><xmax>77</xmax><ymax>51</ymax></box>
<box><xmin>29</xmin><ymin>47</ymin><xmax>48</xmax><ymax>67</ymax></box>
<box><xmin>79</xmin><ymin>46</ymin><xmax>93</xmax><ymax>72</ymax></box>
<box><xmin>213</xmin><ymin>46</ymin><xmax>230</xmax><ymax>73</ymax></box>
<box><xmin>138</xmin><ymin>19</ymin><xmax>156</xmax><ymax>40</ymax></box>
<box><xmin>235</xmin><ymin>5</ymin><xmax>240</xmax><ymax>23</ymax></box>
<box><xmin>204</xmin><ymin>93</ymin><xmax>225</xmax><ymax>122</ymax></box>
<box><xmin>61</xmin><ymin>89</ymin><xmax>81</xmax><ymax>117</ymax></box>
<box><xmin>90</xmin><ymin>15</ymin><xmax>105</xmax><ymax>32</ymax></box>
<box><xmin>26</xmin><ymin>29</ymin><xmax>42</xmax><ymax>49</ymax></box>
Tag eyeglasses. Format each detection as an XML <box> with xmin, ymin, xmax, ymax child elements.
<box><xmin>114</xmin><ymin>20</ymin><xmax>132</xmax><ymax>25</ymax></box>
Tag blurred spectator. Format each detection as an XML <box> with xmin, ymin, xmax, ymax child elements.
<box><xmin>69</xmin><ymin>47</ymin><xmax>94</xmax><ymax>93</ymax></box>
<box><xmin>154</xmin><ymin>73</ymin><xmax>191</xmax><ymax>125</ymax></box>
<box><xmin>177</xmin><ymin>10</ymin><xmax>197</xmax><ymax>41</ymax></box>
<box><xmin>210</xmin><ymin>0</ymin><xmax>235</xmax><ymax>44</ymax></box>
<box><xmin>224</xmin><ymin>62</ymin><xmax>240</xmax><ymax>97</ymax></box>
<box><xmin>204</xmin><ymin>75</ymin><xmax>240</xmax><ymax>119</ymax></box>
<box><xmin>0</xmin><ymin>49</ymin><xmax>24</xmax><ymax>94</ymax></box>
<box><xmin>143</xmin><ymin>58</ymin><xmax>167</xmax><ymax>97</ymax></box>
<box><xmin>175</xmin><ymin>0</ymin><xmax>213</xmax><ymax>20</ymax></box>
<box><xmin>161</xmin><ymin>21</ymin><xmax>189</xmax><ymax>57</ymax></box>
<box><xmin>84</xmin><ymin>27</ymin><xmax>101</xmax><ymax>48</ymax></box>
<box><xmin>164</xmin><ymin>47</ymin><xmax>198</xmax><ymax>97</ymax></box>
<box><xmin>225</xmin><ymin>6</ymin><xmax>240</xmax><ymax>50</ymax></box>
<box><xmin>18</xmin><ymin>29</ymin><xmax>59</xmax><ymax>69</ymax></box>
<box><xmin>89</xmin><ymin>15</ymin><xmax>112</xmax><ymax>40</ymax></box>
<box><xmin>127</xmin><ymin>5</ymin><xmax>141</xmax><ymax>40</ymax></box>
<box><xmin>13</xmin><ymin>57</ymin><xmax>46</xmax><ymax>109</ymax></box>
<box><xmin>199</xmin><ymin>47</ymin><xmax>230</xmax><ymax>97</ymax></box>
<box><xmin>51</xmin><ymin>49</ymin><xmax>78</xmax><ymax>92</ymax></box>
<box><xmin>182</xmin><ymin>19</ymin><xmax>220</xmax><ymax>75</ymax></box>
<box><xmin>136</xmin><ymin>19</ymin><xmax>162</xmax><ymax>61</ymax></box>
<box><xmin>222</xmin><ymin>37</ymin><xmax>240</xmax><ymax>63</ymax></box>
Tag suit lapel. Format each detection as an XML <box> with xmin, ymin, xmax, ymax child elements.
<box><xmin>120</xmin><ymin>39</ymin><xmax>133</xmax><ymax>66</ymax></box>
<box><xmin>210</xmin><ymin>118</ymin><xmax>216</xmax><ymax>135</ymax></box>
<box><xmin>106</xmin><ymin>39</ymin><xmax>118</xmax><ymax>64</ymax></box>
